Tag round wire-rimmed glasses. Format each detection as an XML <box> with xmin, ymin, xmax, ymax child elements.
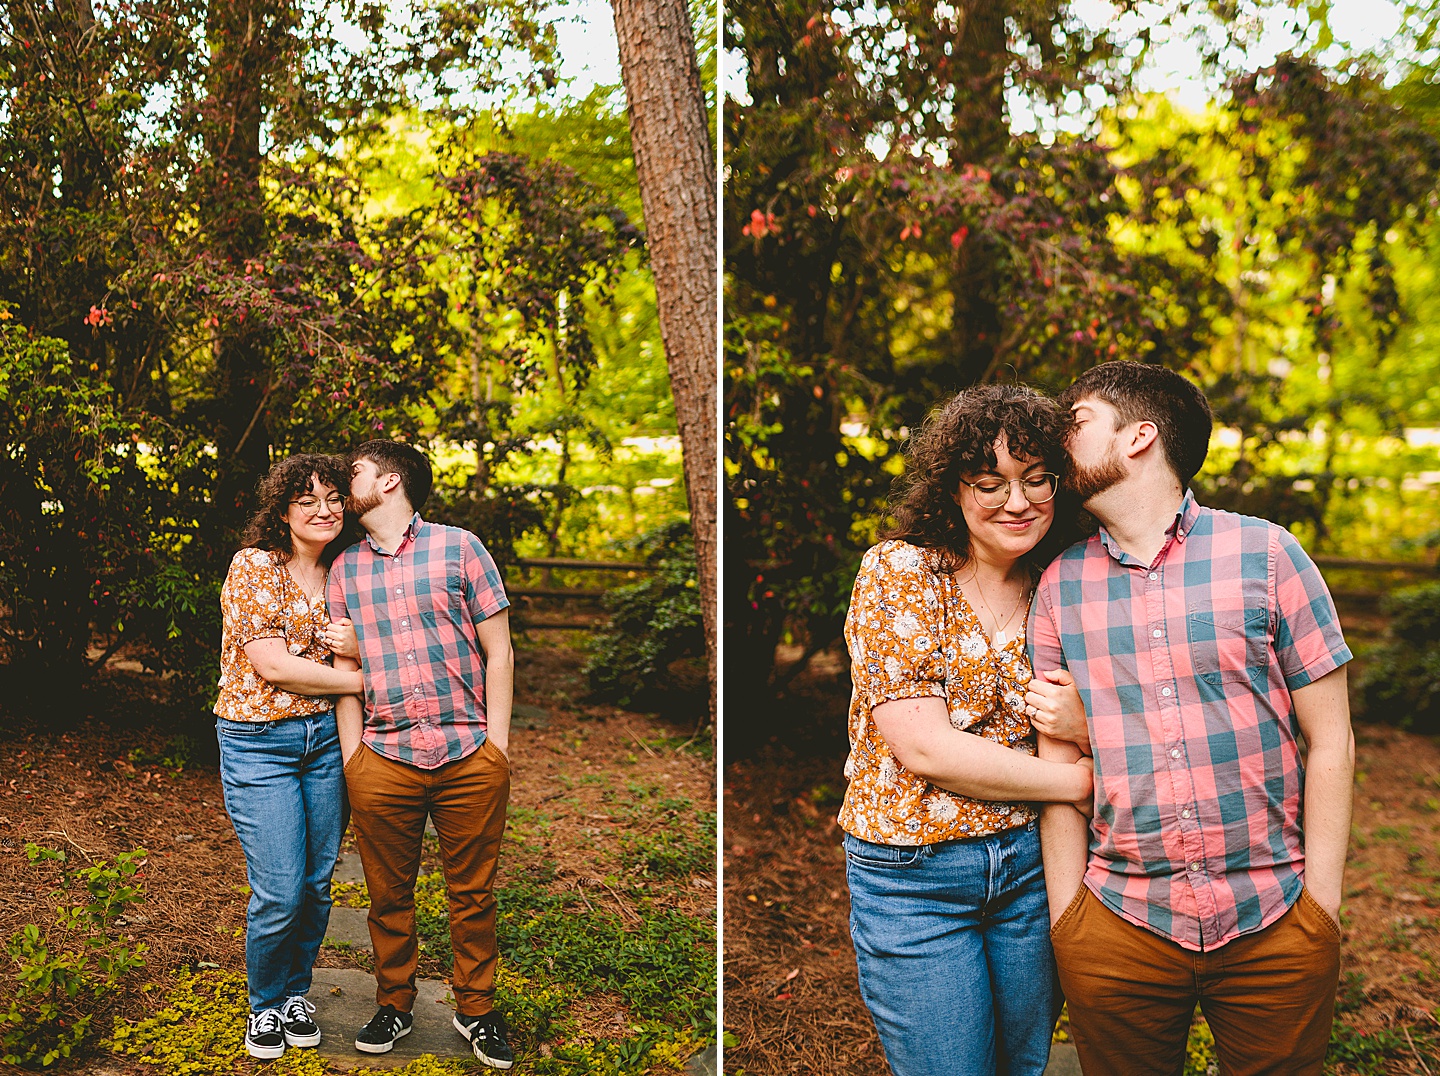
<box><xmin>290</xmin><ymin>494</ymin><xmax>346</xmax><ymax>517</ymax></box>
<box><xmin>958</xmin><ymin>473</ymin><xmax>1059</xmax><ymax>510</ymax></box>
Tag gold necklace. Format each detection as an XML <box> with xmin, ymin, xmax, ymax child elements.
<box><xmin>962</xmin><ymin>573</ymin><xmax>1031</xmax><ymax>647</ymax></box>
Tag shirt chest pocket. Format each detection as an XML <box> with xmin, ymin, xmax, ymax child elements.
<box><xmin>413</xmin><ymin>565</ymin><xmax>467</xmax><ymax>623</ymax></box>
<box><xmin>1187</xmin><ymin>607</ymin><xmax>1269</xmax><ymax>686</ymax></box>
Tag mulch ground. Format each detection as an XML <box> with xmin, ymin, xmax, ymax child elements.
<box><xmin>723</xmin><ymin>644</ymin><xmax>1440</xmax><ymax>1076</ymax></box>
<box><xmin>0</xmin><ymin>635</ymin><xmax>716</xmax><ymax>1074</ymax></box>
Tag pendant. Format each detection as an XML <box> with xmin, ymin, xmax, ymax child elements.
<box><xmin>994</xmin><ymin>629</ymin><xmax>1008</xmax><ymax>647</ymax></box>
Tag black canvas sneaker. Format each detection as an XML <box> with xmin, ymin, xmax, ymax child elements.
<box><xmin>280</xmin><ymin>995</ymin><xmax>321</xmax><ymax>1047</ymax></box>
<box><xmin>245</xmin><ymin>1008</ymin><xmax>286</xmax><ymax>1059</ymax></box>
<box><xmin>354</xmin><ymin>1005</ymin><xmax>413</xmax><ymax>1054</ymax></box>
<box><xmin>454</xmin><ymin>1011</ymin><xmax>515</xmax><ymax>1069</ymax></box>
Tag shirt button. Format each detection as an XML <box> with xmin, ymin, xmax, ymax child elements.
<box><xmin>1189</xmin><ymin>862</ymin><xmax>1201</xmax><ymax>872</ymax></box>
<box><xmin>1177</xmin><ymin>530</ymin><xmax>1185</xmax><ymax>538</ymax></box>
<box><xmin>1148</xmin><ymin>572</ymin><xmax>1158</xmax><ymax>580</ymax></box>
<box><xmin>395</xmin><ymin>587</ymin><xmax>403</xmax><ymax>595</ymax></box>
<box><xmin>1170</xmin><ymin>748</ymin><xmax>1181</xmax><ymax>759</ymax></box>
<box><xmin>1162</xmin><ymin>687</ymin><xmax>1172</xmax><ymax>697</ymax></box>
<box><xmin>1181</xmin><ymin>808</ymin><xmax>1192</xmax><ymax>818</ymax></box>
<box><xmin>1153</xmin><ymin>629</ymin><xmax>1162</xmax><ymax>638</ymax></box>
<box><xmin>409</xmin><ymin>653</ymin><xmax>416</xmax><ymax>661</ymax></box>
<box><xmin>401</xmin><ymin>619</ymin><xmax>408</xmax><ymax>627</ymax></box>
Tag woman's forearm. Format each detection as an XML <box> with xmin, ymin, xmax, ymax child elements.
<box><xmin>245</xmin><ymin>641</ymin><xmax>364</xmax><ymax>696</ymax></box>
<box><xmin>873</xmin><ymin>695</ymin><xmax>1092</xmax><ymax>804</ymax></box>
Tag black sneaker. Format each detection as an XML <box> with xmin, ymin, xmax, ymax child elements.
<box><xmin>280</xmin><ymin>995</ymin><xmax>321</xmax><ymax>1047</ymax></box>
<box><xmin>245</xmin><ymin>1008</ymin><xmax>286</xmax><ymax>1059</ymax></box>
<box><xmin>355</xmin><ymin>1004</ymin><xmax>413</xmax><ymax>1054</ymax></box>
<box><xmin>454</xmin><ymin>1011</ymin><xmax>514</xmax><ymax>1069</ymax></box>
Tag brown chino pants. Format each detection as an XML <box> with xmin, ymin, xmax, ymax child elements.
<box><xmin>343</xmin><ymin>738</ymin><xmax>510</xmax><ymax>1017</ymax></box>
<box><xmin>1051</xmin><ymin>886</ymin><xmax>1341</xmax><ymax>1076</ymax></box>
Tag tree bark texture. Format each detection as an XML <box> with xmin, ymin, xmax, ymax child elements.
<box><xmin>610</xmin><ymin>0</ymin><xmax>718</xmax><ymax>728</ymax></box>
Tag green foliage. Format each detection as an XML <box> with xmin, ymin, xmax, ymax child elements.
<box><xmin>1359</xmin><ymin>584</ymin><xmax>1440</xmax><ymax>734</ymax></box>
<box><xmin>1326</xmin><ymin>1022</ymin><xmax>1437</xmax><ymax>1074</ymax></box>
<box><xmin>3</xmin><ymin>844</ymin><xmax>148</xmax><ymax>1066</ymax></box>
<box><xmin>495</xmin><ymin>880</ymin><xmax>715</xmax><ymax>1033</ymax></box>
<box><xmin>106</xmin><ymin>969</ymin><xmax>248</xmax><ymax>1076</ymax></box>
<box><xmin>0</xmin><ymin>5</ymin><xmax>690</xmax><ymax>710</ymax></box>
<box><xmin>584</xmin><ymin>524</ymin><xmax>705</xmax><ymax>712</ymax></box>
<box><xmin>725</xmin><ymin>0</ymin><xmax>1440</xmax><ymax>729</ymax></box>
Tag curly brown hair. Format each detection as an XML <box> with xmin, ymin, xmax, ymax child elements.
<box><xmin>884</xmin><ymin>384</ymin><xmax>1077</xmax><ymax>574</ymax></box>
<box><xmin>239</xmin><ymin>453</ymin><xmax>356</xmax><ymax>565</ymax></box>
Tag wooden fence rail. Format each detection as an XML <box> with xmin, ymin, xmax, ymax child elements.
<box><xmin>507</xmin><ymin>557</ymin><xmax>656</xmax><ymax>627</ymax></box>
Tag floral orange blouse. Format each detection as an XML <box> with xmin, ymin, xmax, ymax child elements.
<box><xmin>215</xmin><ymin>547</ymin><xmax>336</xmax><ymax>723</ymax></box>
<box><xmin>839</xmin><ymin>539</ymin><xmax>1038</xmax><ymax>845</ymax></box>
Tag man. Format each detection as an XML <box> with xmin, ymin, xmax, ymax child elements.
<box><xmin>327</xmin><ymin>440</ymin><xmax>516</xmax><ymax>1068</ymax></box>
<box><xmin>1025</xmin><ymin>362</ymin><xmax>1354</xmax><ymax>1075</ymax></box>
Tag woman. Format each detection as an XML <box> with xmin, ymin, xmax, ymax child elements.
<box><xmin>215</xmin><ymin>453</ymin><xmax>361</xmax><ymax>1059</ymax></box>
<box><xmin>840</xmin><ymin>384</ymin><xmax>1092</xmax><ymax>1076</ymax></box>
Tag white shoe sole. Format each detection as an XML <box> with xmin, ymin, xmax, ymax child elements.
<box><xmin>453</xmin><ymin>1015</ymin><xmax>513</xmax><ymax>1069</ymax></box>
<box><xmin>354</xmin><ymin>1024</ymin><xmax>410</xmax><ymax>1054</ymax></box>
<box><xmin>285</xmin><ymin>1028</ymin><xmax>322</xmax><ymax>1048</ymax></box>
<box><xmin>245</xmin><ymin>1040</ymin><xmax>285</xmax><ymax>1060</ymax></box>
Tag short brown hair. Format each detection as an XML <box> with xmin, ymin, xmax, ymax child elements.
<box><xmin>884</xmin><ymin>384</ymin><xmax>1072</xmax><ymax>574</ymax></box>
<box><xmin>240</xmin><ymin>454</ymin><xmax>353</xmax><ymax>564</ymax></box>
<box><xmin>1059</xmin><ymin>361</ymin><xmax>1213</xmax><ymax>488</ymax></box>
<box><xmin>351</xmin><ymin>440</ymin><xmax>432</xmax><ymax>511</ymax></box>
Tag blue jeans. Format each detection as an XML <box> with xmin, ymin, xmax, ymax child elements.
<box><xmin>845</xmin><ymin>822</ymin><xmax>1057</xmax><ymax>1076</ymax></box>
<box><xmin>217</xmin><ymin>712</ymin><xmax>344</xmax><ymax>1012</ymax></box>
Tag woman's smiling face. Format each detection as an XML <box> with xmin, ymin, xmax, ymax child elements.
<box><xmin>952</xmin><ymin>437</ymin><xmax>1056</xmax><ymax>567</ymax></box>
<box><xmin>283</xmin><ymin>474</ymin><xmax>344</xmax><ymax>547</ymax></box>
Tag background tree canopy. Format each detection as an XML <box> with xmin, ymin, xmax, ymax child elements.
<box><xmin>723</xmin><ymin>0</ymin><xmax>1440</xmax><ymax>737</ymax></box>
<box><xmin>0</xmin><ymin>0</ymin><xmax>716</xmax><ymax>715</ymax></box>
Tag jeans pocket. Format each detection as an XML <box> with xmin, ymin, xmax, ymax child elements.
<box><xmin>216</xmin><ymin>718</ymin><xmax>272</xmax><ymax>737</ymax></box>
<box><xmin>843</xmin><ymin>835</ymin><xmax>925</xmax><ymax>870</ymax></box>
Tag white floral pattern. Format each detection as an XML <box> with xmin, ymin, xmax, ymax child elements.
<box><xmin>215</xmin><ymin>547</ymin><xmax>335</xmax><ymax>723</ymax></box>
<box><xmin>838</xmin><ymin>540</ymin><xmax>1039</xmax><ymax>845</ymax></box>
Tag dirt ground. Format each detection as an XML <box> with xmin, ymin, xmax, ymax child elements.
<box><xmin>723</xmin><ymin>640</ymin><xmax>1440</xmax><ymax>1076</ymax></box>
<box><xmin>0</xmin><ymin>635</ymin><xmax>717</xmax><ymax>1073</ymax></box>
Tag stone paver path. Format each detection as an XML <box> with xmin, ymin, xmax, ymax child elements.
<box><xmin>1046</xmin><ymin>1043</ymin><xmax>1082</xmax><ymax>1074</ymax></box>
<box><xmin>308</xmin><ymin>967</ymin><xmax>471</xmax><ymax>1068</ymax></box>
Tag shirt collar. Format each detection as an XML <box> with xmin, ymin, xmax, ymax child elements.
<box><xmin>364</xmin><ymin>512</ymin><xmax>424</xmax><ymax>556</ymax></box>
<box><xmin>1096</xmin><ymin>489</ymin><xmax>1200</xmax><ymax>567</ymax></box>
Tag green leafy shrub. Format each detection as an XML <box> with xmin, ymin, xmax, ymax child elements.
<box><xmin>1359</xmin><ymin>583</ymin><xmax>1440</xmax><ymax>734</ymax></box>
<box><xmin>584</xmin><ymin>523</ymin><xmax>704</xmax><ymax>713</ymax></box>
<box><xmin>2</xmin><ymin>844</ymin><xmax>148</xmax><ymax>1066</ymax></box>
<box><xmin>0</xmin><ymin>316</ymin><xmax>222</xmax><ymax>712</ymax></box>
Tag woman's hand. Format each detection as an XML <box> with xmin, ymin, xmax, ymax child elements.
<box><xmin>1025</xmin><ymin>668</ymin><xmax>1091</xmax><ymax>754</ymax></box>
<box><xmin>324</xmin><ymin>618</ymin><xmax>359</xmax><ymax>661</ymax></box>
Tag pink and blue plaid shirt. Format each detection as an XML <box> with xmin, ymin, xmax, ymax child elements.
<box><xmin>1028</xmin><ymin>490</ymin><xmax>1351</xmax><ymax>951</ymax></box>
<box><xmin>327</xmin><ymin>513</ymin><xmax>510</xmax><ymax>770</ymax></box>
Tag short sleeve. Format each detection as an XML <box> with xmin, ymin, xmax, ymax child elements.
<box><xmin>326</xmin><ymin>556</ymin><xmax>350</xmax><ymax>625</ymax></box>
<box><xmin>462</xmin><ymin>533</ymin><xmax>510</xmax><ymax>623</ymax></box>
<box><xmin>222</xmin><ymin>549</ymin><xmax>286</xmax><ymax>647</ymax></box>
<box><xmin>1272</xmin><ymin>529</ymin><xmax>1352</xmax><ymax>690</ymax></box>
<box><xmin>1027</xmin><ymin>566</ymin><xmax>1068</xmax><ymax>676</ymax></box>
<box><xmin>844</xmin><ymin>543</ymin><xmax>947</xmax><ymax>710</ymax></box>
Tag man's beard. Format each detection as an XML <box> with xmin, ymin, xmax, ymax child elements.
<box><xmin>1065</xmin><ymin>449</ymin><xmax>1126</xmax><ymax>502</ymax></box>
<box><xmin>347</xmin><ymin>489</ymin><xmax>383</xmax><ymax>518</ymax></box>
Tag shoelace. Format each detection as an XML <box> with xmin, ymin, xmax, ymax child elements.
<box><xmin>281</xmin><ymin>996</ymin><xmax>315</xmax><ymax>1023</ymax></box>
<box><xmin>251</xmin><ymin>1010</ymin><xmax>284</xmax><ymax>1036</ymax></box>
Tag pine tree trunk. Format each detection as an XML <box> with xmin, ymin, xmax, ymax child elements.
<box><xmin>611</xmin><ymin>0</ymin><xmax>718</xmax><ymax>730</ymax></box>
